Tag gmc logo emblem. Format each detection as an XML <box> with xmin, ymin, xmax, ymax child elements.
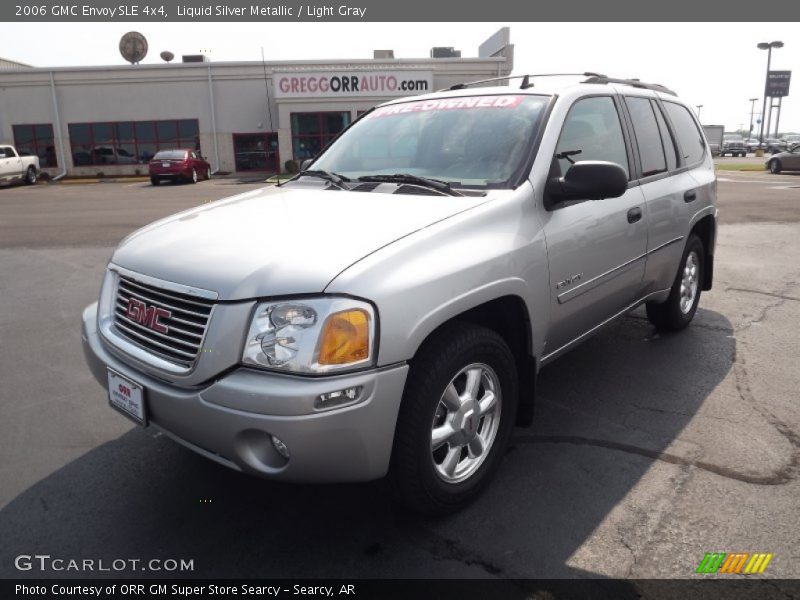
<box><xmin>126</xmin><ymin>298</ymin><xmax>171</xmax><ymax>334</ymax></box>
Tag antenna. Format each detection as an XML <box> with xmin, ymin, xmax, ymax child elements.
<box><xmin>119</xmin><ymin>32</ymin><xmax>148</xmax><ymax>64</ymax></box>
<box><xmin>159</xmin><ymin>51</ymin><xmax>174</xmax><ymax>63</ymax></box>
<box><xmin>261</xmin><ymin>47</ymin><xmax>274</xmax><ymax>132</ymax></box>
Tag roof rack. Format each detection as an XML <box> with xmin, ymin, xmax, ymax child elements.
<box><xmin>441</xmin><ymin>72</ymin><xmax>607</xmax><ymax>92</ymax></box>
<box><xmin>582</xmin><ymin>75</ymin><xmax>677</xmax><ymax>96</ymax></box>
<box><xmin>441</xmin><ymin>72</ymin><xmax>676</xmax><ymax>96</ymax></box>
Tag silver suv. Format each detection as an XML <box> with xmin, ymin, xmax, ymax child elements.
<box><xmin>82</xmin><ymin>74</ymin><xmax>717</xmax><ymax>513</ymax></box>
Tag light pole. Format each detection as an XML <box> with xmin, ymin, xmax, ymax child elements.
<box><xmin>695</xmin><ymin>105</ymin><xmax>703</xmax><ymax>120</ymax></box>
<box><xmin>757</xmin><ymin>41</ymin><xmax>783</xmax><ymax>155</ymax></box>
<box><xmin>749</xmin><ymin>97</ymin><xmax>758</xmax><ymax>137</ymax></box>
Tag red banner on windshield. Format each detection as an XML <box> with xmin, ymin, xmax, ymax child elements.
<box><xmin>369</xmin><ymin>95</ymin><xmax>523</xmax><ymax>118</ymax></box>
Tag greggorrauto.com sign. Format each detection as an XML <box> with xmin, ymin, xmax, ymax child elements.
<box><xmin>274</xmin><ymin>71</ymin><xmax>433</xmax><ymax>98</ymax></box>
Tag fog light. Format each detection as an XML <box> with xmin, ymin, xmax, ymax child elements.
<box><xmin>271</xmin><ymin>435</ymin><xmax>290</xmax><ymax>459</ymax></box>
<box><xmin>315</xmin><ymin>386</ymin><xmax>363</xmax><ymax>410</ymax></box>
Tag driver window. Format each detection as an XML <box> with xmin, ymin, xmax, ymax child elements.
<box><xmin>556</xmin><ymin>96</ymin><xmax>630</xmax><ymax>179</ymax></box>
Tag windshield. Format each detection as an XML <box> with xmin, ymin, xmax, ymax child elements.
<box><xmin>308</xmin><ymin>94</ymin><xmax>550</xmax><ymax>188</ymax></box>
<box><xmin>154</xmin><ymin>150</ymin><xmax>188</xmax><ymax>160</ymax></box>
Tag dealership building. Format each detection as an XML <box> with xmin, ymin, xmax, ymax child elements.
<box><xmin>0</xmin><ymin>29</ymin><xmax>513</xmax><ymax>177</ymax></box>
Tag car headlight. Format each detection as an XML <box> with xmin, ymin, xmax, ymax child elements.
<box><xmin>242</xmin><ymin>297</ymin><xmax>376</xmax><ymax>374</ymax></box>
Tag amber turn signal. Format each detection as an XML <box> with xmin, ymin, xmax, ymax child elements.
<box><xmin>318</xmin><ymin>309</ymin><xmax>370</xmax><ymax>365</ymax></box>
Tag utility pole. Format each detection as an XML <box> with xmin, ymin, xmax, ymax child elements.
<box><xmin>749</xmin><ymin>97</ymin><xmax>758</xmax><ymax>136</ymax></box>
<box><xmin>774</xmin><ymin>97</ymin><xmax>782</xmax><ymax>138</ymax></box>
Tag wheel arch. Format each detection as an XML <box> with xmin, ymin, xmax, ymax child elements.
<box><xmin>408</xmin><ymin>294</ymin><xmax>537</xmax><ymax>427</ymax></box>
<box><xmin>689</xmin><ymin>213</ymin><xmax>716</xmax><ymax>291</ymax></box>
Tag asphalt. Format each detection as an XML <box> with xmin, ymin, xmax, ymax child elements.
<box><xmin>0</xmin><ymin>173</ymin><xmax>798</xmax><ymax>589</ymax></box>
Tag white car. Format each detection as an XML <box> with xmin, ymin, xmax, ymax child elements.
<box><xmin>0</xmin><ymin>144</ymin><xmax>40</xmax><ymax>185</ymax></box>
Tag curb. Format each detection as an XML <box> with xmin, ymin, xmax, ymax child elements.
<box><xmin>56</xmin><ymin>177</ymin><xmax>151</xmax><ymax>185</ymax></box>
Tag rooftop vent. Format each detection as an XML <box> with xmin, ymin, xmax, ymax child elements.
<box><xmin>431</xmin><ymin>47</ymin><xmax>461</xmax><ymax>58</ymax></box>
<box><xmin>373</xmin><ymin>50</ymin><xmax>394</xmax><ymax>59</ymax></box>
<box><xmin>182</xmin><ymin>54</ymin><xmax>208</xmax><ymax>63</ymax></box>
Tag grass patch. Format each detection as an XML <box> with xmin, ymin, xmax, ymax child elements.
<box><xmin>715</xmin><ymin>163</ymin><xmax>766</xmax><ymax>172</ymax></box>
<box><xmin>265</xmin><ymin>174</ymin><xmax>295</xmax><ymax>184</ymax></box>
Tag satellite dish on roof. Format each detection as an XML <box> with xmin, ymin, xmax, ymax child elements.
<box><xmin>160</xmin><ymin>51</ymin><xmax>175</xmax><ymax>63</ymax></box>
<box><xmin>119</xmin><ymin>32</ymin><xmax>148</xmax><ymax>64</ymax></box>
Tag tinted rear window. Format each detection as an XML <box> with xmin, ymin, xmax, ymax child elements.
<box><xmin>663</xmin><ymin>102</ymin><xmax>705</xmax><ymax>166</ymax></box>
<box><xmin>154</xmin><ymin>150</ymin><xmax>187</xmax><ymax>160</ymax></box>
<box><xmin>625</xmin><ymin>97</ymin><xmax>666</xmax><ymax>177</ymax></box>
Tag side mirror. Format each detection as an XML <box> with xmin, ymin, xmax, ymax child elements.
<box><xmin>548</xmin><ymin>161</ymin><xmax>628</xmax><ymax>202</ymax></box>
<box><xmin>299</xmin><ymin>158</ymin><xmax>314</xmax><ymax>171</ymax></box>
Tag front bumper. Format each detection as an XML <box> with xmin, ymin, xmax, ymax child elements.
<box><xmin>81</xmin><ymin>303</ymin><xmax>409</xmax><ymax>482</ymax></box>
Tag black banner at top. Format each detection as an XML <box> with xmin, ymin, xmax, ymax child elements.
<box><xmin>3</xmin><ymin>0</ymin><xmax>800</xmax><ymax>21</ymax></box>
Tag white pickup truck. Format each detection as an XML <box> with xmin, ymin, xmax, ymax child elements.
<box><xmin>0</xmin><ymin>144</ymin><xmax>40</xmax><ymax>185</ymax></box>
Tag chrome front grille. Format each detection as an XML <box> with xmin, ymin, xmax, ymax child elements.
<box><xmin>113</xmin><ymin>275</ymin><xmax>214</xmax><ymax>369</ymax></box>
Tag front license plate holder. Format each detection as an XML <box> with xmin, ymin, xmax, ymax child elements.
<box><xmin>107</xmin><ymin>369</ymin><xmax>147</xmax><ymax>426</ymax></box>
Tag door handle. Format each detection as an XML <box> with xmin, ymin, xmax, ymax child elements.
<box><xmin>684</xmin><ymin>189</ymin><xmax>697</xmax><ymax>203</ymax></box>
<box><xmin>627</xmin><ymin>207</ymin><xmax>643</xmax><ymax>224</ymax></box>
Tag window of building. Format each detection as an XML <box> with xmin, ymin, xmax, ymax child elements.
<box><xmin>662</xmin><ymin>102</ymin><xmax>705</xmax><ymax>166</ymax></box>
<box><xmin>291</xmin><ymin>112</ymin><xmax>351</xmax><ymax>160</ymax></box>
<box><xmin>624</xmin><ymin>96</ymin><xmax>666</xmax><ymax>177</ymax></box>
<box><xmin>556</xmin><ymin>96</ymin><xmax>629</xmax><ymax>178</ymax></box>
<box><xmin>232</xmin><ymin>133</ymin><xmax>279</xmax><ymax>172</ymax></box>
<box><xmin>68</xmin><ymin>119</ymin><xmax>200</xmax><ymax>166</ymax></box>
<box><xmin>12</xmin><ymin>124</ymin><xmax>57</xmax><ymax>168</ymax></box>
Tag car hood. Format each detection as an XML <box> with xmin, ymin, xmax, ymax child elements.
<box><xmin>112</xmin><ymin>184</ymin><xmax>488</xmax><ymax>300</ymax></box>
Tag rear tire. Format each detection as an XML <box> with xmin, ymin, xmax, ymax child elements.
<box><xmin>24</xmin><ymin>166</ymin><xmax>37</xmax><ymax>185</ymax></box>
<box><xmin>389</xmin><ymin>322</ymin><xmax>518</xmax><ymax>515</ymax></box>
<box><xmin>150</xmin><ymin>177</ymin><xmax>160</xmax><ymax>186</ymax></box>
<box><xmin>646</xmin><ymin>234</ymin><xmax>704</xmax><ymax>332</ymax></box>
<box><xmin>769</xmin><ymin>159</ymin><xmax>782</xmax><ymax>174</ymax></box>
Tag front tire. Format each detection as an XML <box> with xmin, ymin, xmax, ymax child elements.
<box><xmin>769</xmin><ymin>159</ymin><xmax>782</xmax><ymax>174</ymax></box>
<box><xmin>190</xmin><ymin>168</ymin><xmax>198</xmax><ymax>184</ymax></box>
<box><xmin>646</xmin><ymin>234</ymin><xmax>704</xmax><ymax>332</ymax></box>
<box><xmin>24</xmin><ymin>166</ymin><xmax>37</xmax><ymax>185</ymax></box>
<box><xmin>389</xmin><ymin>322</ymin><xmax>518</xmax><ymax>514</ymax></box>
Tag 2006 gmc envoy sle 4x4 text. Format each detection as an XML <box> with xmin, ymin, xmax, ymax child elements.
<box><xmin>82</xmin><ymin>73</ymin><xmax>717</xmax><ymax>514</ymax></box>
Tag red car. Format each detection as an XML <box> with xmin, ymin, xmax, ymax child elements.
<box><xmin>149</xmin><ymin>149</ymin><xmax>211</xmax><ymax>185</ymax></box>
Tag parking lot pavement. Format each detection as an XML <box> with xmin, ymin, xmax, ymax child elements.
<box><xmin>0</xmin><ymin>179</ymin><xmax>798</xmax><ymax>584</ymax></box>
<box><xmin>714</xmin><ymin>170</ymin><xmax>800</xmax><ymax>224</ymax></box>
<box><xmin>0</xmin><ymin>178</ymin><xmax>267</xmax><ymax>248</ymax></box>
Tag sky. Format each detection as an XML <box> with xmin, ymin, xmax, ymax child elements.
<box><xmin>1</xmin><ymin>22</ymin><xmax>798</xmax><ymax>132</ymax></box>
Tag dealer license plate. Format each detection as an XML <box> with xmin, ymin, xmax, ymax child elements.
<box><xmin>162</xmin><ymin>162</ymin><xmax>170</xmax><ymax>167</ymax></box>
<box><xmin>107</xmin><ymin>369</ymin><xmax>146</xmax><ymax>425</ymax></box>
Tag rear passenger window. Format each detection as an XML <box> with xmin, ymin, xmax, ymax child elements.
<box><xmin>653</xmin><ymin>102</ymin><xmax>679</xmax><ymax>171</ymax></box>
<box><xmin>663</xmin><ymin>101</ymin><xmax>705</xmax><ymax>166</ymax></box>
<box><xmin>556</xmin><ymin>96</ymin><xmax>629</xmax><ymax>179</ymax></box>
<box><xmin>625</xmin><ymin>97</ymin><xmax>666</xmax><ymax>177</ymax></box>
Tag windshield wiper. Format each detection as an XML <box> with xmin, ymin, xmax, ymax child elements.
<box><xmin>357</xmin><ymin>173</ymin><xmax>463</xmax><ymax>196</ymax></box>
<box><xmin>296</xmin><ymin>170</ymin><xmax>351</xmax><ymax>189</ymax></box>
